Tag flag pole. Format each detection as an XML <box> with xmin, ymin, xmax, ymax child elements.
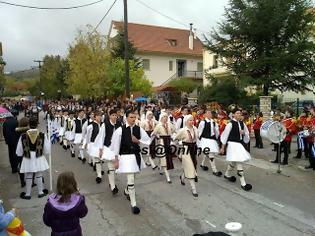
<box><xmin>47</xmin><ymin>116</ymin><xmax>53</xmax><ymax>192</ymax></box>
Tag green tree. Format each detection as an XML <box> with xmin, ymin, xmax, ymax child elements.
<box><xmin>67</xmin><ymin>26</ymin><xmax>111</xmax><ymax>98</ymax></box>
<box><xmin>40</xmin><ymin>55</ymin><xmax>68</xmax><ymax>98</ymax></box>
<box><xmin>206</xmin><ymin>0</ymin><xmax>315</xmax><ymax>95</ymax></box>
<box><xmin>107</xmin><ymin>58</ymin><xmax>152</xmax><ymax>97</ymax></box>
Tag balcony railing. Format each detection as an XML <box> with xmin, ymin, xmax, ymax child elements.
<box><xmin>161</xmin><ymin>70</ymin><xmax>203</xmax><ymax>86</ymax></box>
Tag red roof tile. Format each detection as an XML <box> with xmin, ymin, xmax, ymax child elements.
<box><xmin>111</xmin><ymin>21</ymin><xmax>204</xmax><ymax>57</ymax></box>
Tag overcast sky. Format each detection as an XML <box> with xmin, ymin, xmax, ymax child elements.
<box><xmin>0</xmin><ymin>0</ymin><xmax>229</xmax><ymax>72</ymax></box>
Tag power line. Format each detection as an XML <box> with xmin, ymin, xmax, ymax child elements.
<box><xmin>92</xmin><ymin>0</ymin><xmax>118</xmax><ymax>33</ymax></box>
<box><xmin>0</xmin><ymin>0</ymin><xmax>105</xmax><ymax>10</ymax></box>
<box><xmin>134</xmin><ymin>0</ymin><xmax>209</xmax><ymax>35</ymax></box>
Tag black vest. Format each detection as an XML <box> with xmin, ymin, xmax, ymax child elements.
<box><xmin>179</xmin><ymin>116</ymin><xmax>184</xmax><ymax>129</ymax></box>
<box><xmin>75</xmin><ymin>118</ymin><xmax>87</xmax><ymax>134</ymax></box>
<box><xmin>21</xmin><ymin>132</ymin><xmax>45</xmax><ymax>158</ymax></box>
<box><xmin>90</xmin><ymin>122</ymin><xmax>100</xmax><ymax>142</ymax></box>
<box><xmin>104</xmin><ymin>120</ymin><xmax>121</xmax><ymax>147</ymax></box>
<box><xmin>200</xmin><ymin>120</ymin><xmax>217</xmax><ymax>140</ymax></box>
<box><xmin>119</xmin><ymin>125</ymin><xmax>141</xmax><ymax>155</ymax></box>
<box><xmin>227</xmin><ymin>120</ymin><xmax>245</xmax><ymax>143</ymax></box>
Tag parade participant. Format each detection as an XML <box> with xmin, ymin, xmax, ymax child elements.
<box><xmin>82</xmin><ymin>112</ymin><xmax>94</xmax><ymax>167</ymax></box>
<box><xmin>43</xmin><ymin>171</ymin><xmax>88</xmax><ymax>236</ymax></box>
<box><xmin>85</xmin><ymin>111</ymin><xmax>103</xmax><ymax>183</ymax></box>
<box><xmin>305</xmin><ymin>107</ymin><xmax>315</xmax><ymax>170</ymax></box>
<box><xmin>140</xmin><ymin>111</ymin><xmax>158</xmax><ymax>170</ymax></box>
<box><xmin>294</xmin><ymin>110</ymin><xmax>309</xmax><ymax>159</ymax></box>
<box><xmin>175</xmin><ymin>107</ymin><xmax>189</xmax><ymax>130</ymax></box>
<box><xmin>241</xmin><ymin>111</ymin><xmax>252</xmax><ymax>153</ymax></box>
<box><xmin>111</xmin><ymin>110</ymin><xmax>151</xmax><ymax>214</ymax></box>
<box><xmin>65</xmin><ymin>111</ymin><xmax>75</xmax><ymax>157</ymax></box>
<box><xmin>72</xmin><ymin>110</ymin><xmax>87</xmax><ymax>163</ymax></box>
<box><xmin>2</xmin><ymin>109</ymin><xmax>19</xmax><ymax>173</ymax></box>
<box><xmin>220</xmin><ymin>108</ymin><xmax>252</xmax><ymax>191</ymax></box>
<box><xmin>271</xmin><ymin>112</ymin><xmax>296</xmax><ymax>165</ymax></box>
<box><xmin>198</xmin><ymin>110</ymin><xmax>222</xmax><ymax>176</ymax></box>
<box><xmin>151</xmin><ymin>112</ymin><xmax>175</xmax><ymax>183</ymax></box>
<box><xmin>60</xmin><ymin>110</ymin><xmax>69</xmax><ymax>149</ymax></box>
<box><xmin>253</xmin><ymin>112</ymin><xmax>264</xmax><ymax>149</ymax></box>
<box><xmin>15</xmin><ymin>117</ymin><xmax>30</xmax><ymax>188</ymax></box>
<box><xmin>16</xmin><ymin>117</ymin><xmax>50</xmax><ymax>199</ymax></box>
<box><xmin>99</xmin><ymin>109</ymin><xmax>121</xmax><ymax>195</ymax></box>
<box><xmin>174</xmin><ymin>114</ymin><xmax>199</xmax><ymax>197</ymax></box>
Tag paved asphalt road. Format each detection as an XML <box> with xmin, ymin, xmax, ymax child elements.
<box><xmin>0</xmin><ymin>112</ymin><xmax>314</xmax><ymax>236</ymax></box>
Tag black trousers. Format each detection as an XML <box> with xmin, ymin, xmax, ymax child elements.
<box><xmin>254</xmin><ymin>129</ymin><xmax>263</xmax><ymax>148</ymax></box>
<box><xmin>296</xmin><ymin>137</ymin><xmax>309</xmax><ymax>158</ymax></box>
<box><xmin>275</xmin><ymin>141</ymin><xmax>290</xmax><ymax>164</ymax></box>
<box><xmin>8</xmin><ymin>144</ymin><xmax>19</xmax><ymax>172</ymax></box>
<box><xmin>307</xmin><ymin>143</ymin><xmax>315</xmax><ymax>168</ymax></box>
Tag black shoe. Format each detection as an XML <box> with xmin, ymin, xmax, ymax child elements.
<box><xmin>241</xmin><ymin>184</ymin><xmax>252</xmax><ymax>191</ymax></box>
<box><xmin>20</xmin><ymin>192</ymin><xmax>31</xmax><ymax>200</ymax></box>
<box><xmin>101</xmin><ymin>171</ymin><xmax>105</xmax><ymax>175</ymax></box>
<box><xmin>111</xmin><ymin>186</ymin><xmax>119</xmax><ymax>195</ymax></box>
<box><xmin>63</xmin><ymin>145</ymin><xmax>67</xmax><ymax>150</ymax></box>
<box><xmin>124</xmin><ymin>189</ymin><xmax>130</xmax><ymax>201</ymax></box>
<box><xmin>200</xmin><ymin>165</ymin><xmax>209</xmax><ymax>171</ymax></box>
<box><xmin>213</xmin><ymin>171</ymin><xmax>222</xmax><ymax>177</ymax></box>
<box><xmin>145</xmin><ymin>162</ymin><xmax>151</xmax><ymax>167</ymax></box>
<box><xmin>152</xmin><ymin>166</ymin><xmax>158</xmax><ymax>170</ymax></box>
<box><xmin>67</xmin><ymin>145</ymin><xmax>70</xmax><ymax>149</ymax></box>
<box><xmin>96</xmin><ymin>177</ymin><xmax>102</xmax><ymax>184</ymax></box>
<box><xmin>43</xmin><ymin>189</ymin><xmax>49</xmax><ymax>194</ymax></box>
<box><xmin>281</xmin><ymin>162</ymin><xmax>288</xmax><ymax>165</ymax></box>
<box><xmin>167</xmin><ymin>180</ymin><xmax>172</xmax><ymax>184</ymax></box>
<box><xmin>192</xmin><ymin>191</ymin><xmax>198</xmax><ymax>197</ymax></box>
<box><xmin>71</xmin><ymin>152</ymin><xmax>75</xmax><ymax>158</ymax></box>
<box><xmin>194</xmin><ymin>176</ymin><xmax>198</xmax><ymax>183</ymax></box>
<box><xmin>180</xmin><ymin>176</ymin><xmax>185</xmax><ymax>185</ymax></box>
<box><xmin>131</xmin><ymin>206</ymin><xmax>140</xmax><ymax>215</ymax></box>
<box><xmin>224</xmin><ymin>175</ymin><xmax>236</xmax><ymax>182</ymax></box>
<box><xmin>38</xmin><ymin>192</ymin><xmax>48</xmax><ymax>198</ymax></box>
<box><xmin>82</xmin><ymin>158</ymin><xmax>86</xmax><ymax>164</ymax></box>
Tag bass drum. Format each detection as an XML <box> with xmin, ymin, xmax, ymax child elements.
<box><xmin>260</xmin><ymin>120</ymin><xmax>287</xmax><ymax>144</ymax></box>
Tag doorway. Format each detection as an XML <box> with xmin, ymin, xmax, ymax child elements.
<box><xmin>176</xmin><ymin>59</ymin><xmax>187</xmax><ymax>77</ymax></box>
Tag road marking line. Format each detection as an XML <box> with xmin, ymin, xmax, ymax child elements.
<box><xmin>205</xmin><ymin>220</ymin><xmax>216</xmax><ymax>228</ymax></box>
<box><xmin>273</xmin><ymin>202</ymin><xmax>284</xmax><ymax>208</ymax></box>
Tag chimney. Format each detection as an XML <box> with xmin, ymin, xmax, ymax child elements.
<box><xmin>189</xmin><ymin>23</ymin><xmax>193</xmax><ymax>50</ymax></box>
<box><xmin>193</xmin><ymin>28</ymin><xmax>197</xmax><ymax>39</ymax></box>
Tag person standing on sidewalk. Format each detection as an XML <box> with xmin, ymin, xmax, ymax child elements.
<box><xmin>2</xmin><ymin>110</ymin><xmax>19</xmax><ymax>173</ymax></box>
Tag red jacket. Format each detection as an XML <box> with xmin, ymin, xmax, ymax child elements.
<box><xmin>253</xmin><ymin>116</ymin><xmax>263</xmax><ymax>130</ymax></box>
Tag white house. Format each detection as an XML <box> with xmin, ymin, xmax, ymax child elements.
<box><xmin>108</xmin><ymin>21</ymin><xmax>204</xmax><ymax>102</ymax></box>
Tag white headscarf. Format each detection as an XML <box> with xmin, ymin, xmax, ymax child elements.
<box><xmin>145</xmin><ymin>111</ymin><xmax>153</xmax><ymax>120</ymax></box>
<box><xmin>183</xmin><ymin>114</ymin><xmax>193</xmax><ymax>128</ymax></box>
<box><xmin>159</xmin><ymin>112</ymin><xmax>168</xmax><ymax>123</ymax></box>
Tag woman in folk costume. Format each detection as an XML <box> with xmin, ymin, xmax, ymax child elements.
<box><xmin>220</xmin><ymin>108</ymin><xmax>252</xmax><ymax>191</ymax></box>
<box><xmin>16</xmin><ymin>117</ymin><xmax>50</xmax><ymax>200</ymax></box>
<box><xmin>174</xmin><ymin>114</ymin><xmax>199</xmax><ymax>197</ymax></box>
<box><xmin>65</xmin><ymin>111</ymin><xmax>76</xmax><ymax>158</ymax></box>
<box><xmin>197</xmin><ymin>109</ymin><xmax>222</xmax><ymax>177</ymax></box>
<box><xmin>84</xmin><ymin>111</ymin><xmax>104</xmax><ymax>184</ymax></box>
<box><xmin>72</xmin><ymin>109</ymin><xmax>87</xmax><ymax>163</ymax></box>
<box><xmin>151</xmin><ymin>112</ymin><xmax>175</xmax><ymax>184</ymax></box>
<box><xmin>111</xmin><ymin>110</ymin><xmax>151</xmax><ymax>215</ymax></box>
<box><xmin>140</xmin><ymin>111</ymin><xmax>158</xmax><ymax>170</ymax></box>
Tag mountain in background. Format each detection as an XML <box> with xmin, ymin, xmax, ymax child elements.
<box><xmin>7</xmin><ymin>68</ymin><xmax>39</xmax><ymax>80</ymax></box>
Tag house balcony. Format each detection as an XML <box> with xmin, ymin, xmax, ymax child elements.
<box><xmin>160</xmin><ymin>70</ymin><xmax>203</xmax><ymax>87</ymax></box>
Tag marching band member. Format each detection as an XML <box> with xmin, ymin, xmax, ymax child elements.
<box><xmin>140</xmin><ymin>111</ymin><xmax>158</xmax><ymax>170</ymax></box>
<box><xmin>111</xmin><ymin>110</ymin><xmax>151</xmax><ymax>214</ymax></box>
<box><xmin>16</xmin><ymin>117</ymin><xmax>50</xmax><ymax>200</ymax></box>
<box><xmin>152</xmin><ymin>112</ymin><xmax>175</xmax><ymax>183</ymax></box>
<box><xmin>295</xmin><ymin>110</ymin><xmax>309</xmax><ymax>159</ymax></box>
<box><xmin>174</xmin><ymin>114</ymin><xmax>199</xmax><ymax>197</ymax></box>
<box><xmin>198</xmin><ymin>109</ymin><xmax>222</xmax><ymax>177</ymax></box>
<box><xmin>220</xmin><ymin>108</ymin><xmax>252</xmax><ymax>191</ymax></box>
<box><xmin>99</xmin><ymin>109</ymin><xmax>122</xmax><ymax>195</ymax></box>
<box><xmin>85</xmin><ymin>111</ymin><xmax>103</xmax><ymax>183</ymax></box>
<box><xmin>72</xmin><ymin>110</ymin><xmax>87</xmax><ymax>163</ymax></box>
<box><xmin>305</xmin><ymin>108</ymin><xmax>315</xmax><ymax>170</ymax></box>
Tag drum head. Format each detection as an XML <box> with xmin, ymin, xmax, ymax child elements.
<box><xmin>267</xmin><ymin>122</ymin><xmax>287</xmax><ymax>143</ymax></box>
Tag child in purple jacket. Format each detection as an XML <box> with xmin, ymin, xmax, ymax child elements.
<box><xmin>43</xmin><ymin>172</ymin><xmax>88</xmax><ymax>236</ymax></box>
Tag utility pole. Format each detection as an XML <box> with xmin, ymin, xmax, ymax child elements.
<box><xmin>34</xmin><ymin>60</ymin><xmax>43</xmax><ymax>68</ymax></box>
<box><xmin>34</xmin><ymin>59</ymin><xmax>43</xmax><ymax>96</ymax></box>
<box><xmin>123</xmin><ymin>0</ymin><xmax>130</xmax><ymax>99</ymax></box>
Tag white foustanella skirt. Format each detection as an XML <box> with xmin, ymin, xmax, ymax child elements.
<box><xmin>198</xmin><ymin>137</ymin><xmax>219</xmax><ymax>154</ymax></box>
<box><xmin>101</xmin><ymin>146</ymin><xmax>115</xmax><ymax>161</ymax></box>
<box><xmin>226</xmin><ymin>141</ymin><xmax>251</xmax><ymax>162</ymax></box>
<box><xmin>73</xmin><ymin>133</ymin><xmax>83</xmax><ymax>144</ymax></box>
<box><xmin>20</xmin><ymin>152</ymin><xmax>49</xmax><ymax>173</ymax></box>
<box><xmin>117</xmin><ymin>154</ymin><xmax>146</xmax><ymax>174</ymax></box>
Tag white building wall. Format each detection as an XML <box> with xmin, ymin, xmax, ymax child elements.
<box><xmin>136</xmin><ymin>53</ymin><xmax>202</xmax><ymax>87</ymax></box>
